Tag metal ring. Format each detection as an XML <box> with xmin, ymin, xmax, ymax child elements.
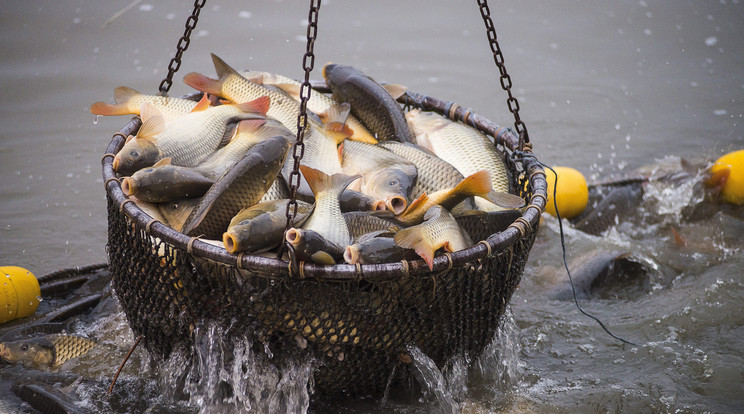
<box><xmin>399</xmin><ymin>260</ymin><xmax>409</xmax><ymax>279</ymax></box>
<box><xmin>529</xmin><ymin>169</ymin><xmax>546</xmax><ymax>182</ymax></box>
<box><xmin>442</xmin><ymin>101</ymin><xmax>454</xmax><ymax>119</ymax></box>
<box><xmin>119</xmin><ymin>199</ymin><xmax>134</xmax><ymax>213</ymax></box>
<box><xmin>530</xmin><ymin>193</ymin><xmax>547</xmax><ymax>207</ymax></box>
<box><xmin>298</xmin><ymin>261</ymin><xmax>306</xmax><ymax>279</ymax></box>
<box><xmin>112</xmin><ymin>132</ymin><xmax>128</xmax><ymax>141</ymax></box>
<box><xmin>448</xmin><ymin>103</ymin><xmax>460</xmax><ymax>120</ymax></box>
<box><xmin>104</xmin><ymin>177</ymin><xmax>120</xmax><ymax>187</ymax></box>
<box><xmin>355</xmin><ymin>263</ymin><xmax>362</xmax><ymax>281</ymax></box>
<box><xmin>145</xmin><ymin>219</ymin><xmax>159</xmax><ymax>233</ymax></box>
<box><xmin>508</xmin><ymin>220</ymin><xmax>526</xmax><ymax>237</ymax></box>
<box><xmin>514</xmin><ymin>216</ymin><xmax>533</xmax><ymax>235</ymax></box>
<box><xmin>461</xmin><ymin>107</ymin><xmax>474</xmax><ymax>125</ymax></box>
<box><xmin>442</xmin><ymin>252</ymin><xmax>453</xmax><ymax>272</ymax></box>
<box><xmin>237</xmin><ymin>252</ymin><xmax>246</xmax><ymax>270</ymax></box>
<box><xmin>187</xmin><ymin>236</ymin><xmax>201</xmax><ymax>255</ymax></box>
<box><xmin>477</xmin><ymin>240</ymin><xmax>492</xmax><ymax>257</ymax></box>
<box><xmin>525</xmin><ymin>204</ymin><xmax>543</xmax><ymax>217</ymax></box>
<box><xmin>101</xmin><ymin>153</ymin><xmax>118</xmax><ymax>164</ymax></box>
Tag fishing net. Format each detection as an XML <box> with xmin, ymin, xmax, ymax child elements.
<box><xmin>103</xmin><ymin>91</ymin><xmax>546</xmax><ymax>398</ymax></box>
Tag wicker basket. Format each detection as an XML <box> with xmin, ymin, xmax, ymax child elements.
<box><xmin>102</xmin><ymin>89</ymin><xmax>547</xmax><ymax>398</ymax></box>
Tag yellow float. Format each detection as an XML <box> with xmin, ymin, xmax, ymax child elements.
<box><xmin>544</xmin><ymin>166</ymin><xmax>589</xmax><ymax>219</ymax></box>
<box><xmin>706</xmin><ymin>149</ymin><xmax>744</xmax><ymax>205</ymax></box>
<box><xmin>0</xmin><ymin>266</ymin><xmax>41</xmax><ymax>324</ymax></box>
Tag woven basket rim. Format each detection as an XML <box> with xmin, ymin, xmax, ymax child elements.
<box><xmin>101</xmin><ymin>89</ymin><xmax>547</xmax><ymax>281</ymax></box>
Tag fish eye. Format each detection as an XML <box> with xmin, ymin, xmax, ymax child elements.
<box><xmin>389</xmin><ymin>180</ymin><xmax>398</xmax><ymax>186</ymax></box>
<box><xmin>20</xmin><ymin>344</ymin><xmax>28</xmax><ymax>352</ymax></box>
<box><xmin>130</xmin><ymin>150</ymin><xmax>139</xmax><ymax>157</ymax></box>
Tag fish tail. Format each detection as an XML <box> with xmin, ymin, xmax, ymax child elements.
<box><xmin>114</xmin><ymin>86</ymin><xmax>140</xmax><ymax>104</ymax></box>
<box><xmin>190</xmin><ymin>93</ymin><xmax>211</xmax><ymax>112</ymax></box>
<box><xmin>89</xmin><ymin>101</ymin><xmax>133</xmax><ymax>116</ymax></box>
<box><xmin>394</xmin><ymin>227</ymin><xmax>435</xmax><ymax>270</ymax></box>
<box><xmin>299</xmin><ymin>166</ymin><xmax>358</xmax><ymax>198</ymax></box>
<box><xmin>323</xmin><ymin>103</ymin><xmax>354</xmax><ymax>144</ymax></box>
<box><xmin>236</xmin><ymin>96</ymin><xmax>270</xmax><ymax>116</ymax></box>
<box><xmin>211</xmin><ymin>53</ymin><xmax>240</xmax><ymax>79</ymax></box>
<box><xmin>183</xmin><ymin>72</ymin><xmax>224</xmax><ymax>96</ymax></box>
<box><xmin>453</xmin><ymin>170</ymin><xmax>492</xmax><ymax>198</ymax></box>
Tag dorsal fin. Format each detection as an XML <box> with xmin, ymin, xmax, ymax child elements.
<box><xmin>382</xmin><ymin>84</ymin><xmax>408</xmax><ymax>100</ymax></box>
<box><xmin>153</xmin><ymin>157</ymin><xmax>172</xmax><ymax>167</ymax></box>
<box><xmin>190</xmin><ymin>93</ymin><xmax>211</xmax><ymax>112</ymax></box>
<box><xmin>137</xmin><ymin>103</ymin><xmax>165</xmax><ymax>138</ymax></box>
<box><xmin>183</xmin><ymin>72</ymin><xmax>224</xmax><ymax>96</ymax></box>
<box><xmin>211</xmin><ymin>53</ymin><xmax>241</xmax><ymax>79</ymax></box>
<box><xmin>236</xmin><ymin>96</ymin><xmax>270</xmax><ymax>116</ymax></box>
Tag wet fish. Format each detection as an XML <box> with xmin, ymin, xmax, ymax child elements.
<box><xmin>394</xmin><ymin>205</ymin><xmax>473</xmax><ymax>270</ymax></box>
<box><xmin>395</xmin><ymin>170</ymin><xmax>523</xmax><ymax>226</ymax></box>
<box><xmin>344</xmin><ymin>235</ymin><xmax>417</xmax><ymax>265</ymax></box>
<box><xmin>223</xmin><ymin>199</ymin><xmax>313</xmax><ymax>254</ymax></box>
<box><xmin>113</xmin><ymin>96</ymin><xmax>269</xmax><ymax>175</ymax></box>
<box><xmin>407</xmin><ymin>109</ymin><xmax>511</xmax><ymax>211</ymax></box>
<box><xmin>339</xmin><ymin>189</ymin><xmax>385</xmax><ymax>213</ymax></box>
<box><xmin>343</xmin><ymin>211</ymin><xmax>400</xmax><ymax>241</ymax></box>
<box><xmin>259</xmin><ymin>173</ymin><xmax>291</xmax><ymax>203</ymax></box>
<box><xmin>378</xmin><ymin>141</ymin><xmax>466</xmax><ymax>198</ymax></box>
<box><xmin>159</xmin><ymin>198</ymin><xmax>200</xmax><ymax>232</ymax></box>
<box><xmin>185</xmin><ymin>54</ymin><xmax>351</xmax><ymax>198</ymax></box>
<box><xmin>285</xmin><ymin>228</ymin><xmax>344</xmax><ymax>265</ymax></box>
<box><xmin>181</xmin><ymin>135</ymin><xmax>291</xmax><ymax>239</ymax></box>
<box><xmin>0</xmin><ymin>334</ymin><xmax>96</xmax><ymax>369</ymax></box>
<box><xmin>90</xmin><ymin>86</ymin><xmax>205</xmax><ymax>123</ymax></box>
<box><xmin>571</xmin><ymin>183</ymin><xmax>644</xmax><ymax>235</ymax></box>
<box><xmin>242</xmin><ymin>70</ymin><xmax>378</xmax><ymax>144</ymax></box>
<box><xmin>323</xmin><ymin>63</ymin><xmax>414</xmax><ymax>143</ymax></box>
<box><xmin>298</xmin><ymin>165</ymin><xmax>359</xmax><ymax>249</ymax></box>
<box><xmin>121</xmin><ymin>158</ymin><xmax>215</xmax><ymax>203</ymax></box>
<box><xmin>341</xmin><ymin>139</ymin><xmax>417</xmax><ymax>214</ymax></box>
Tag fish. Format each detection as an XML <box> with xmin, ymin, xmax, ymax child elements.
<box><xmin>394</xmin><ymin>205</ymin><xmax>473</xmax><ymax>270</ymax></box>
<box><xmin>184</xmin><ymin>54</ymin><xmax>351</xmax><ymax>197</ymax></box>
<box><xmin>121</xmin><ymin>158</ymin><xmax>215</xmax><ymax>203</ymax></box>
<box><xmin>343</xmin><ymin>211</ymin><xmax>401</xmax><ymax>241</ymax></box>
<box><xmin>0</xmin><ymin>334</ymin><xmax>96</xmax><ymax>369</ymax></box>
<box><xmin>285</xmin><ymin>228</ymin><xmax>344</xmax><ymax>265</ymax></box>
<box><xmin>571</xmin><ymin>183</ymin><xmax>644</xmax><ymax>235</ymax></box>
<box><xmin>377</xmin><ymin>141</ymin><xmax>466</xmax><ymax>198</ymax></box>
<box><xmin>344</xmin><ymin>235</ymin><xmax>417</xmax><ymax>265</ymax></box>
<box><xmin>395</xmin><ymin>170</ymin><xmax>523</xmax><ymax>226</ymax></box>
<box><xmin>323</xmin><ymin>63</ymin><xmax>415</xmax><ymax>143</ymax></box>
<box><xmin>90</xmin><ymin>86</ymin><xmax>207</xmax><ymax>123</ymax></box>
<box><xmin>223</xmin><ymin>199</ymin><xmax>314</xmax><ymax>254</ymax></box>
<box><xmin>181</xmin><ymin>134</ymin><xmax>292</xmax><ymax>239</ymax></box>
<box><xmin>195</xmin><ymin>118</ymin><xmax>295</xmax><ymax>181</ymax></box>
<box><xmin>159</xmin><ymin>198</ymin><xmax>200</xmax><ymax>232</ymax></box>
<box><xmin>112</xmin><ymin>96</ymin><xmax>269</xmax><ymax>175</ymax></box>
<box><xmin>339</xmin><ymin>189</ymin><xmax>386</xmax><ymax>213</ymax></box>
<box><xmin>259</xmin><ymin>173</ymin><xmax>291</xmax><ymax>203</ymax></box>
<box><xmin>340</xmin><ymin>139</ymin><xmax>417</xmax><ymax>214</ymax></box>
<box><xmin>298</xmin><ymin>165</ymin><xmax>359</xmax><ymax>249</ymax></box>
<box><xmin>406</xmin><ymin>109</ymin><xmax>511</xmax><ymax>211</ymax></box>
<box><xmin>242</xmin><ymin>70</ymin><xmax>378</xmax><ymax>144</ymax></box>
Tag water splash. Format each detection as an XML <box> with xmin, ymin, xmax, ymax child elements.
<box><xmin>158</xmin><ymin>323</ymin><xmax>314</xmax><ymax>414</ymax></box>
<box><xmin>473</xmin><ymin>307</ymin><xmax>523</xmax><ymax>391</ymax></box>
<box><xmin>406</xmin><ymin>345</ymin><xmax>461</xmax><ymax>414</ymax></box>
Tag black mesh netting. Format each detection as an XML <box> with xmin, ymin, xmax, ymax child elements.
<box><xmin>103</xmin><ymin>92</ymin><xmax>546</xmax><ymax>398</ymax></box>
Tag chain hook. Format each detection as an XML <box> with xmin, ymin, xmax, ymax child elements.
<box><xmin>158</xmin><ymin>0</ymin><xmax>207</xmax><ymax>95</ymax></box>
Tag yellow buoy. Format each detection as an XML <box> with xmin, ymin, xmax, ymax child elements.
<box><xmin>544</xmin><ymin>166</ymin><xmax>589</xmax><ymax>219</ymax></box>
<box><xmin>0</xmin><ymin>266</ymin><xmax>41</xmax><ymax>324</ymax></box>
<box><xmin>706</xmin><ymin>149</ymin><xmax>744</xmax><ymax>205</ymax></box>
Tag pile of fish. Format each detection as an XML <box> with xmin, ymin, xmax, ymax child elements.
<box><xmin>91</xmin><ymin>54</ymin><xmax>524</xmax><ymax>269</ymax></box>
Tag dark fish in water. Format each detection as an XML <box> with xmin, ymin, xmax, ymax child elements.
<box><xmin>223</xmin><ymin>199</ymin><xmax>314</xmax><ymax>254</ymax></box>
<box><xmin>323</xmin><ymin>63</ymin><xmax>415</xmax><ymax>143</ymax></box>
<box><xmin>343</xmin><ymin>211</ymin><xmax>400</xmax><ymax>241</ymax></box>
<box><xmin>572</xmin><ymin>183</ymin><xmax>644</xmax><ymax>235</ymax></box>
<box><xmin>455</xmin><ymin>209</ymin><xmax>522</xmax><ymax>242</ymax></box>
<box><xmin>0</xmin><ymin>334</ymin><xmax>96</xmax><ymax>369</ymax></box>
<box><xmin>394</xmin><ymin>205</ymin><xmax>473</xmax><ymax>270</ymax></box>
<box><xmin>548</xmin><ymin>250</ymin><xmax>654</xmax><ymax>301</ymax></box>
<box><xmin>182</xmin><ymin>135</ymin><xmax>291</xmax><ymax>239</ymax></box>
<box><xmin>121</xmin><ymin>158</ymin><xmax>215</xmax><ymax>203</ymax></box>
<box><xmin>344</xmin><ymin>234</ymin><xmax>417</xmax><ymax>265</ymax></box>
<box><xmin>12</xmin><ymin>383</ymin><xmax>82</xmax><ymax>414</ymax></box>
<box><xmin>285</xmin><ymin>228</ymin><xmax>344</xmax><ymax>265</ymax></box>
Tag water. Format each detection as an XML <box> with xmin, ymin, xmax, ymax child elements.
<box><xmin>1</xmin><ymin>0</ymin><xmax>743</xmax><ymax>412</ymax></box>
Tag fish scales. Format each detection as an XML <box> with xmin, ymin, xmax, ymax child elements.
<box><xmin>51</xmin><ymin>335</ymin><xmax>96</xmax><ymax>367</ymax></box>
<box><xmin>379</xmin><ymin>141</ymin><xmax>465</xmax><ymax>198</ymax></box>
<box><xmin>407</xmin><ymin>109</ymin><xmax>510</xmax><ymax>211</ymax></box>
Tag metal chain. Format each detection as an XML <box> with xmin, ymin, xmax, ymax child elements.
<box><xmin>476</xmin><ymin>0</ymin><xmax>530</xmax><ymax>150</ymax></box>
<box><xmin>158</xmin><ymin>0</ymin><xmax>207</xmax><ymax>95</ymax></box>
<box><xmin>284</xmin><ymin>0</ymin><xmax>322</xmax><ymax>241</ymax></box>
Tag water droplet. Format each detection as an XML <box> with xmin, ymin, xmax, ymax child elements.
<box><xmin>36</xmin><ymin>296</ymin><xmax>43</xmax><ymax>302</ymax></box>
<box><xmin>705</xmin><ymin>36</ymin><xmax>718</xmax><ymax>46</ymax></box>
<box><xmin>93</xmin><ymin>115</ymin><xmax>100</xmax><ymax>125</ymax></box>
<box><xmin>239</xmin><ymin>11</ymin><xmax>252</xmax><ymax>19</ymax></box>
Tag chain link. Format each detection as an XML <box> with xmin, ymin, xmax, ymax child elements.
<box><xmin>158</xmin><ymin>0</ymin><xmax>207</xmax><ymax>95</ymax></box>
<box><xmin>284</xmin><ymin>0</ymin><xmax>322</xmax><ymax>241</ymax></box>
<box><xmin>476</xmin><ymin>0</ymin><xmax>530</xmax><ymax>150</ymax></box>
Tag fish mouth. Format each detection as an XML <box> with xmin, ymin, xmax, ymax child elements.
<box><xmin>223</xmin><ymin>232</ymin><xmax>238</xmax><ymax>253</ymax></box>
<box><xmin>0</xmin><ymin>344</ymin><xmax>9</xmax><ymax>362</ymax></box>
<box><xmin>286</xmin><ymin>228</ymin><xmax>302</xmax><ymax>246</ymax></box>
<box><xmin>386</xmin><ymin>196</ymin><xmax>407</xmax><ymax>216</ymax></box>
<box><xmin>372</xmin><ymin>200</ymin><xmax>387</xmax><ymax>211</ymax></box>
<box><xmin>112</xmin><ymin>156</ymin><xmax>121</xmax><ymax>172</ymax></box>
<box><xmin>343</xmin><ymin>246</ymin><xmax>359</xmax><ymax>264</ymax></box>
<box><xmin>121</xmin><ymin>177</ymin><xmax>134</xmax><ymax>196</ymax></box>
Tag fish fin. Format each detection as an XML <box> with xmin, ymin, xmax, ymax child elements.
<box><xmin>322</xmin><ymin>103</ymin><xmax>354</xmax><ymax>143</ymax></box>
<box><xmin>183</xmin><ymin>72</ymin><xmax>224</xmax><ymax>96</ymax></box>
<box><xmin>241</xmin><ymin>71</ymin><xmax>265</xmax><ymax>84</ymax></box>
<box><xmin>453</xmin><ymin>170</ymin><xmax>492</xmax><ymax>198</ymax></box>
<box><xmin>89</xmin><ymin>101</ymin><xmax>132</xmax><ymax>116</ymax></box>
<box><xmin>220</xmin><ymin>122</ymin><xmax>239</xmax><ymax>148</ymax></box>
<box><xmin>274</xmin><ymin>83</ymin><xmax>301</xmax><ymax>101</ymax></box>
<box><xmin>394</xmin><ymin>227</ymin><xmax>434</xmax><ymax>270</ymax></box>
<box><xmin>211</xmin><ymin>53</ymin><xmax>241</xmax><ymax>79</ymax></box>
<box><xmin>310</xmin><ymin>250</ymin><xmax>337</xmax><ymax>265</ymax></box>
<box><xmin>319</xmin><ymin>102</ymin><xmax>350</xmax><ymax>125</ymax></box>
<box><xmin>236</xmin><ymin>118</ymin><xmax>267</xmax><ymax>135</ymax></box>
<box><xmin>300</xmin><ymin>165</ymin><xmax>359</xmax><ymax>197</ymax></box>
<box><xmin>236</xmin><ymin>96</ymin><xmax>270</xmax><ymax>116</ymax></box>
<box><xmin>337</xmin><ymin>141</ymin><xmax>345</xmax><ymax>164</ymax></box>
<box><xmin>219</xmin><ymin>98</ymin><xmax>233</xmax><ymax>105</ymax></box>
<box><xmin>190</xmin><ymin>93</ymin><xmax>211</xmax><ymax>112</ymax></box>
<box><xmin>125</xmin><ymin>134</ymin><xmax>135</xmax><ymax>144</ymax></box>
<box><xmin>400</xmin><ymin>192</ymin><xmax>429</xmax><ymax>217</ymax></box>
<box><xmin>137</xmin><ymin>103</ymin><xmax>166</xmax><ymax>138</ymax></box>
<box><xmin>152</xmin><ymin>157</ymin><xmax>172</xmax><ymax>167</ymax></box>
<box><xmin>485</xmin><ymin>190</ymin><xmax>525</xmax><ymax>209</ymax></box>
<box><xmin>113</xmin><ymin>86</ymin><xmax>140</xmax><ymax>104</ymax></box>
<box><xmin>670</xmin><ymin>226</ymin><xmax>687</xmax><ymax>247</ymax></box>
<box><xmin>382</xmin><ymin>84</ymin><xmax>408</xmax><ymax>100</ymax></box>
